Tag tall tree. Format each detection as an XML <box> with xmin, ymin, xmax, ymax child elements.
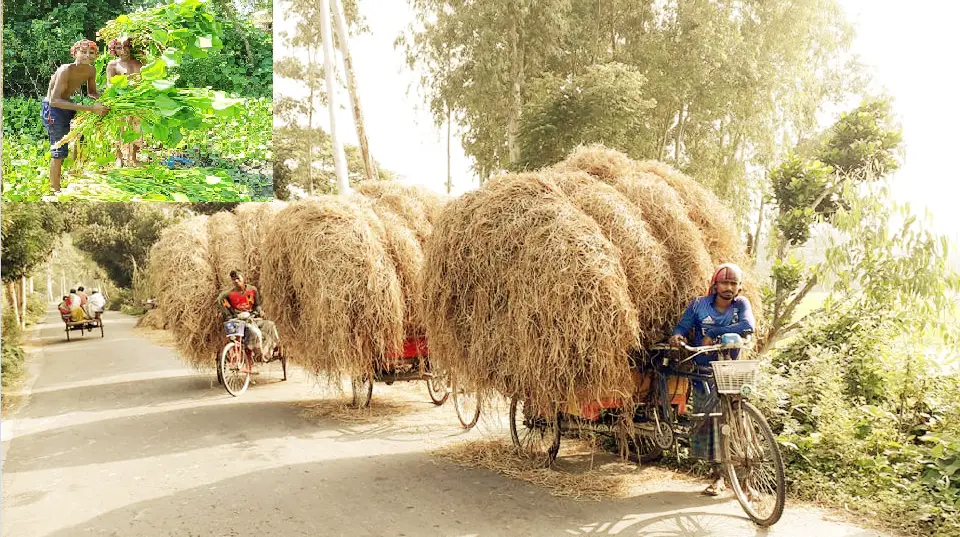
<box><xmin>759</xmin><ymin>97</ymin><xmax>904</xmax><ymax>352</ymax></box>
<box><xmin>405</xmin><ymin>0</ymin><xmax>861</xmax><ymax>220</ymax></box>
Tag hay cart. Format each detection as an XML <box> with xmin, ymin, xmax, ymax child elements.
<box><xmin>350</xmin><ymin>336</ymin><xmax>450</xmax><ymax>408</ymax></box>
<box><xmin>60</xmin><ymin>311</ymin><xmax>104</xmax><ymax>341</ymax></box>
<box><xmin>509</xmin><ymin>335</ymin><xmax>786</xmax><ymax>527</ymax></box>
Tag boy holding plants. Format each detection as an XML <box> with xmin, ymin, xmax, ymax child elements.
<box><xmin>42</xmin><ymin>39</ymin><xmax>110</xmax><ymax>194</ymax></box>
<box><xmin>106</xmin><ymin>37</ymin><xmax>143</xmax><ymax>167</ymax></box>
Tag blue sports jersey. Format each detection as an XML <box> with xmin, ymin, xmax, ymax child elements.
<box><xmin>672</xmin><ymin>295</ymin><xmax>755</xmax><ymax>364</ymax></box>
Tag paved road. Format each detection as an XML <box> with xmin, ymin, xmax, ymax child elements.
<box><xmin>1</xmin><ymin>309</ymin><xmax>890</xmax><ymax>537</ymax></box>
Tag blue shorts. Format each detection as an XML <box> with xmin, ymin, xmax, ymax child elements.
<box><xmin>41</xmin><ymin>101</ymin><xmax>76</xmax><ymax>159</ymax></box>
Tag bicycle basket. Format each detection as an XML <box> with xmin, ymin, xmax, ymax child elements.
<box><xmin>224</xmin><ymin>319</ymin><xmax>245</xmax><ymax>337</ymax></box>
<box><xmin>710</xmin><ymin>360</ymin><xmax>759</xmax><ymax>395</ymax></box>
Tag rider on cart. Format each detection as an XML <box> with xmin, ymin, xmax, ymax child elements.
<box><xmin>217</xmin><ymin>270</ymin><xmax>279</xmax><ymax>360</ymax></box>
<box><xmin>668</xmin><ymin>262</ymin><xmax>756</xmax><ymax>496</ymax></box>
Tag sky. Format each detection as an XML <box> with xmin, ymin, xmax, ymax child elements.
<box><xmin>274</xmin><ymin>0</ymin><xmax>960</xmax><ymax>240</ymax></box>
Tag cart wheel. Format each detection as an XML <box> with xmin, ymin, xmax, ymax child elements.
<box><xmin>219</xmin><ymin>341</ymin><xmax>251</xmax><ymax>397</ymax></box>
<box><xmin>351</xmin><ymin>374</ymin><xmax>373</xmax><ymax>408</ymax></box>
<box><xmin>626</xmin><ymin>433</ymin><xmax>664</xmax><ymax>464</ymax></box>
<box><xmin>509</xmin><ymin>396</ymin><xmax>561</xmax><ymax>467</ymax></box>
<box><xmin>453</xmin><ymin>386</ymin><xmax>481</xmax><ymax>429</ymax></box>
<box><xmin>427</xmin><ymin>372</ymin><xmax>450</xmax><ymax>406</ymax></box>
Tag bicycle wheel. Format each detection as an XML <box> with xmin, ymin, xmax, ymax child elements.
<box><xmin>453</xmin><ymin>387</ymin><xmax>481</xmax><ymax>429</ymax></box>
<box><xmin>426</xmin><ymin>372</ymin><xmax>450</xmax><ymax>405</ymax></box>
<box><xmin>721</xmin><ymin>399</ymin><xmax>786</xmax><ymax>526</ymax></box>
<box><xmin>219</xmin><ymin>341</ymin><xmax>251</xmax><ymax>397</ymax></box>
<box><xmin>351</xmin><ymin>374</ymin><xmax>373</xmax><ymax>408</ymax></box>
<box><xmin>509</xmin><ymin>396</ymin><xmax>560</xmax><ymax>467</ymax></box>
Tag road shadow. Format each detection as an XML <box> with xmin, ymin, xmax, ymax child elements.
<box><xmin>3</xmin><ymin>400</ymin><xmax>328</xmax><ymax>473</ymax></box>
<box><xmin>15</xmin><ymin>374</ymin><xmax>223</xmax><ymax>421</ymax></box>
<box><xmin>38</xmin><ymin>451</ymin><xmax>731</xmax><ymax>537</ymax></box>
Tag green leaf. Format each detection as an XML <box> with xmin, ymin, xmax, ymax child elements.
<box><xmin>140</xmin><ymin>60</ymin><xmax>166</xmax><ymax>80</ymax></box>
<box><xmin>121</xmin><ymin>130</ymin><xmax>141</xmax><ymax>143</ymax></box>
<box><xmin>151</xmin><ymin>29</ymin><xmax>169</xmax><ymax>45</ymax></box>
<box><xmin>198</xmin><ymin>35</ymin><xmax>213</xmax><ymax>49</ymax></box>
<box><xmin>116</xmin><ymin>14</ymin><xmax>131</xmax><ymax>24</ymax></box>
<box><xmin>172</xmin><ymin>192</ymin><xmax>191</xmax><ymax>202</ymax></box>
<box><xmin>109</xmin><ymin>74</ymin><xmax>129</xmax><ymax>88</ymax></box>
<box><xmin>152</xmin><ymin>79</ymin><xmax>175</xmax><ymax>90</ymax></box>
<box><xmin>155</xmin><ymin>94</ymin><xmax>182</xmax><ymax>116</ymax></box>
<box><xmin>205</xmin><ymin>175</ymin><xmax>222</xmax><ymax>185</ymax></box>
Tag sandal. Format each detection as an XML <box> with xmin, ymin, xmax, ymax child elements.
<box><xmin>703</xmin><ymin>480</ymin><xmax>725</xmax><ymax>496</ymax></box>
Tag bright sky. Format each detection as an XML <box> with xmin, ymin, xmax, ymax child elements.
<box><xmin>274</xmin><ymin>0</ymin><xmax>960</xmax><ymax>241</ymax></box>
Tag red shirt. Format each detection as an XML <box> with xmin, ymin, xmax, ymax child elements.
<box><xmin>222</xmin><ymin>288</ymin><xmax>257</xmax><ymax>312</ymax></box>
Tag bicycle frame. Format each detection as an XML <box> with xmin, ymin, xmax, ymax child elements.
<box><xmin>645</xmin><ymin>351</ymin><xmax>728</xmax><ymax>442</ymax></box>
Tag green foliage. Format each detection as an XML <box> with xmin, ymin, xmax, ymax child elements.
<box><xmin>516</xmin><ymin>63</ymin><xmax>657</xmax><ymax>170</ymax></box>
<box><xmin>72</xmin><ymin>203</ymin><xmax>187</xmax><ymax>287</ymax></box>
<box><xmin>273</xmin><ymin>124</ymin><xmax>394</xmax><ymax>197</ymax></box>
<box><xmin>769</xmin><ymin>155</ymin><xmax>836</xmax><ymax>246</ymax></box>
<box><xmin>3</xmin><ymin>2</ymin><xmax>111</xmax><ymax>97</ymax></box>
<box><xmin>61</xmin><ymin>68</ymin><xmax>244</xmax><ymax>153</ymax></box>
<box><xmin>406</xmin><ymin>0</ymin><xmax>861</xmax><ymax>212</ymax></box>
<box><xmin>96</xmin><ymin>0</ymin><xmax>224</xmax><ymax>68</ymax></box>
<box><xmin>2</xmin><ymin>96</ymin><xmax>271</xmax><ymax>202</ymax></box>
<box><xmin>1</xmin><ymin>204</ymin><xmax>70</xmax><ymax>282</ymax></box>
<box><xmin>176</xmin><ymin>18</ymin><xmax>272</xmax><ymax>97</ymax></box>
<box><xmin>2</xmin><ymin>98</ymin><xmax>45</xmax><ymax>140</ymax></box>
<box><xmin>25</xmin><ymin>292</ymin><xmax>47</xmax><ymax>322</ymax></box>
<box><xmin>819</xmin><ymin>97</ymin><xmax>903</xmax><ymax>180</ymax></box>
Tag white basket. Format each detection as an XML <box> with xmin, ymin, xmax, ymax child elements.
<box><xmin>710</xmin><ymin>360</ymin><xmax>759</xmax><ymax>394</ymax></box>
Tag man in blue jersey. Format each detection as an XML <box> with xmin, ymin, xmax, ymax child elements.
<box><xmin>668</xmin><ymin>262</ymin><xmax>756</xmax><ymax>496</ymax></box>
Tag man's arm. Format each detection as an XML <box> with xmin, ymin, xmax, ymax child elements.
<box><xmin>669</xmin><ymin>299</ymin><xmax>698</xmax><ymax>346</ymax></box>
<box><xmin>216</xmin><ymin>291</ymin><xmax>234</xmax><ymax>319</ymax></box>
<box><xmin>49</xmin><ymin>68</ymin><xmax>108</xmax><ymax>114</ymax></box>
<box><xmin>705</xmin><ymin>297</ymin><xmax>756</xmax><ymax>339</ymax></box>
<box><xmin>251</xmin><ymin>286</ymin><xmax>264</xmax><ymax>316</ymax></box>
<box><xmin>86</xmin><ymin>66</ymin><xmax>101</xmax><ymax>99</ymax></box>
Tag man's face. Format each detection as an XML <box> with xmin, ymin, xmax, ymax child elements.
<box><xmin>118</xmin><ymin>42</ymin><xmax>132</xmax><ymax>59</ymax></box>
<box><xmin>232</xmin><ymin>275</ymin><xmax>245</xmax><ymax>289</ymax></box>
<box><xmin>74</xmin><ymin>47</ymin><xmax>97</xmax><ymax>64</ymax></box>
<box><xmin>716</xmin><ymin>280</ymin><xmax>740</xmax><ymax>300</ymax></box>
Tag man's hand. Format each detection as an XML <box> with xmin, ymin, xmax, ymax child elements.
<box><xmin>91</xmin><ymin>104</ymin><xmax>109</xmax><ymax>116</ymax></box>
<box><xmin>668</xmin><ymin>335</ymin><xmax>686</xmax><ymax>348</ymax></box>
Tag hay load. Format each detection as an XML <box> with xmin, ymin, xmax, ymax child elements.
<box><xmin>206</xmin><ymin>211</ymin><xmax>247</xmax><ymax>290</ymax></box>
<box><xmin>147</xmin><ymin>215</ymin><xmax>220</xmax><ymax>369</ymax></box>
<box><xmin>260</xmin><ymin>182</ymin><xmax>445</xmax><ymax>382</ymax></box>
<box><xmin>234</xmin><ymin>201</ymin><xmax>286</xmax><ymax>287</ymax></box>
<box><xmin>424</xmin><ymin>145</ymin><xmax>759</xmax><ymax>408</ymax></box>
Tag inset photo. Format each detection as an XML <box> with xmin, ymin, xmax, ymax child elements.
<box><xmin>2</xmin><ymin>0</ymin><xmax>273</xmax><ymax>202</ymax></box>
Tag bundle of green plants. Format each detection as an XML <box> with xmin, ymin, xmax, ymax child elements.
<box><xmin>51</xmin><ymin>66</ymin><xmax>242</xmax><ymax>156</ymax></box>
<box><xmin>96</xmin><ymin>0</ymin><xmax>223</xmax><ymax>64</ymax></box>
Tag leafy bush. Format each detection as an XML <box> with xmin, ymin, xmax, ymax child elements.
<box><xmin>763</xmin><ymin>303</ymin><xmax>960</xmax><ymax>536</ymax></box>
<box><xmin>2</xmin><ymin>97</ymin><xmax>45</xmax><ymax>140</ymax></box>
<box><xmin>25</xmin><ymin>292</ymin><xmax>47</xmax><ymax>323</ymax></box>
<box><xmin>1</xmin><ymin>345</ymin><xmax>26</xmax><ymax>390</ymax></box>
<box><xmin>176</xmin><ymin>19</ymin><xmax>272</xmax><ymax>98</ymax></box>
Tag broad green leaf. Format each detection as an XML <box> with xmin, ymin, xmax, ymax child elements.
<box><xmin>172</xmin><ymin>192</ymin><xmax>191</xmax><ymax>202</ymax></box>
<box><xmin>140</xmin><ymin>60</ymin><xmax>166</xmax><ymax>80</ymax></box>
<box><xmin>152</xmin><ymin>79</ymin><xmax>175</xmax><ymax>90</ymax></box>
<box><xmin>151</xmin><ymin>29</ymin><xmax>169</xmax><ymax>45</ymax></box>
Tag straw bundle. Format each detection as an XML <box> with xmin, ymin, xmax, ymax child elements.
<box><xmin>355</xmin><ymin>181</ymin><xmax>445</xmax><ymax>243</ymax></box>
<box><xmin>206</xmin><ymin>211</ymin><xmax>246</xmax><ymax>291</ymax></box>
<box><xmin>234</xmin><ymin>201</ymin><xmax>287</xmax><ymax>287</ymax></box>
<box><xmin>424</xmin><ymin>173</ymin><xmax>639</xmax><ymax>407</ymax></box>
<box><xmin>147</xmin><ymin>215</ymin><xmax>220</xmax><ymax>369</ymax></box>
<box><xmin>259</xmin><ymin>196</ymin><xmax>405</xmax><ymax>380</ymax></box>
<box><xmin>425</xmin><ymin>145</ymin><xmax>758</xmax><ymax>410</ymax></box>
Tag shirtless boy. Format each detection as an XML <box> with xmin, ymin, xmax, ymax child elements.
<box><xmin>43</xmin><ymin>39</ymin><xmax>110</xmax><ymax>194</ymax></box>
<box><xmin>106</xmin><ymin>38</ymin><xmax>143</xmax><ymax>166</ymax></box>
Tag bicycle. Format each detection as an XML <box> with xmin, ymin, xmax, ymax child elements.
<box><xmin>218</xmin><ymin>311</ymin><xmax>288</xmax><ymax>397</ymax></box>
